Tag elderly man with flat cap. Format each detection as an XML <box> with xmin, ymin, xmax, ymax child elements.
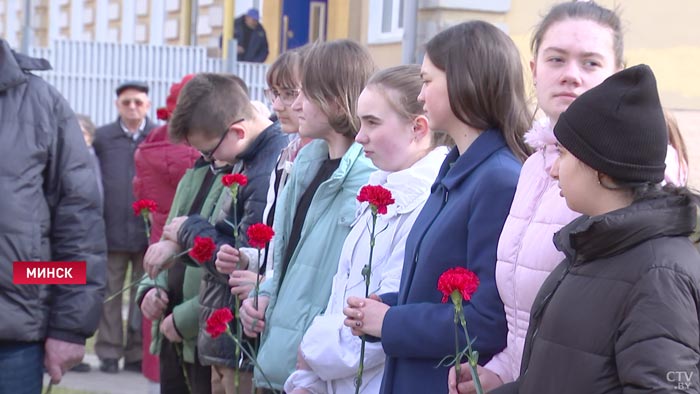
<box><xmin>93</xmin><ymin>81</ymin><xmax>157</xmax><ymax>374</ymax></box>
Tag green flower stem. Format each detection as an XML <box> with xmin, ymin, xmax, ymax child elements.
<box><xmin>454</xmin><ymin>305</ymin><xmax>462</xmax><ymax>388</ymax></box>
<box><xmin>226</xmin><ymin>329</ymin><xmax>278</xmax><ymax>393</ymax></box>
<box><xmin>454</xmin><ymin>295</ymin><xmax>483</xmax><ymax>394</ymax></box>
<box><xmin>355</xmin><ymin>210</ymin><xmax>378</xmax><ymax>394</ymax></box>
<box><xmin>234</xmin><ymin>295</ymin><xmax>242</xmax><ymax>394</ymax></box>
<box><xmin>141</xmin><ymin>212</ymin><xmax>152</xmax><ymax>240</ymax></box>
<box><xmin>104</xmin><ymin>248</ymin><xmax>190</xmax><ymax>303</ymax></box>
<box><xmin>254</xmin><ymin>249</ymin><xmax>262</xmax><ymax>309</ymax></box>
<box><xmin>231</xmin><ymin>188</ymin><xmax>241</xmax><ymax>394</ymax></box>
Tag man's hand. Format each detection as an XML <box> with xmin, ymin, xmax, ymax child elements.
<box><xmin>162</xmin><ymin>216</ymin><xmax>188</xmax><ymax>242</ymax></box>
<box><xmin>160</xmin><ymin>314</ymin><xmax>183</xmax><ymax>343</ymax></box>
<box><xmin>44</xmin><ymin>338</ymin><xmax>85</xmax><ymax>384</ymax></box>
<box><xmin>144</xmin><ymin>240</ymin><xmax>181</xmax><ymax>279</ymax></box>
<box><xmin>141</xmin><ymin>287</ymin><xmax>169</xmax><ymax>321</ymax></box>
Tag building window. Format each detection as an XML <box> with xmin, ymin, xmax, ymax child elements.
<box><xmin>368</xmin><ymin>0</ymin><xmax>404</xmax><ymax>44</ymax></box>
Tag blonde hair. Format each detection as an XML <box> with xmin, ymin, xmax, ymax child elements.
<box><xmin>301</xmin><ymin>40</ymin><xmax>376</xmax><ymax>138</ymax></box>
<box><xmin>366</xmin><ymin>65</ymin><xmax>453</xmax><ymax>148</ymax></box>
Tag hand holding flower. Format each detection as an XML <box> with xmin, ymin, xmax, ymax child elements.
<box><xmin>216</xmin><ymin>244</ymin><xmax>247</xmax><ymax>274</ymax></box>
<box><xmin>141</xmin><ymin>287</ymin><xmax>169</xmax><ymax>321</ymax></box>
<box><xmin>438</xmin><ymin>267</ymin><xmax>482</xmax><ymax>394</ymax></box>
<box><xmin>162</xmin><ymin>216</ymin><xmax>188</xmax><ymax>242</ymax></box>
<box><xmin>343</xmin><ymin>295</ymin><xmax>388</xmax><ymax>338</ymax></box>
<box><xmin>144</xmin><ymin>240</ymin><xmax>181</xmax><ymax>279</ymax></box>
<box><xmin>228</xmin><ymin>270</ymin><xmax>261</xmax><ymax>300</ymax></box>
<box><xmin>448</xmin><ymin>365</ymin><xmax>503</xmax><ymax>394</ymax></box>
<box><xmin>106</xmin><ymin>236</ymin><xmax>215</xmax><ymax>303</ymax></box>
<box><xmin>239</xmin><ymin>295</ymin><xmax>269</xmax><ymax>337</ymax></box>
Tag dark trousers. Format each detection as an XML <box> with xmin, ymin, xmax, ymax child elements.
<box><xmin>160</xmin><ymin>338</ymin><xmax>211</xmax><ymax>394</ymax></box>
<box><xmin>0</xmin><ymin>342</ymin><xmax>43</xmax><ymax>394</ymax></box>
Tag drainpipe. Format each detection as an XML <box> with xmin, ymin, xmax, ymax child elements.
<box><xmin>401</xmin><ymin>0</ymin><xmax>418</xmax><ymax>64</ymax></box>
<box><xmin>222</xmin><ymin>0</ymin><xmax>234</xmax><ymax>59</ymax></box>
<box><xmin>21</xmin><ymin>0</ymin><xmax>32</xmax><ymax>54</ymax></box>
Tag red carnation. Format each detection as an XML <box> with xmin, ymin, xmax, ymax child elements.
<box><xmin>205</xmin><ymin>307</ymin><xmax>233</xmax><ymax>339</ymax></box>
<box><xmin>156</xmin><ymin>107</ymin><xmax>170</xmax><ymax>121</ymax></box>
<box><xmin>437</xmin><ymin>267</ymin><xmax>480</xmax><ymax>303</ymax></box>
<box><xmin>247</xmin><ymin>223</ymin><xmax>275</xmax><ymax>249</ymax></box>
<box><xmin>189</xmin><ymin>236</ymin><xmax>216</xmax><ymax>264</ymax></box>
<box><xmin>222</xmin><ymin>173</ymin><xmax>248</xmax><ymax>187</ymax></box>
<box><xmin>357</xmin><ymin>185</ymin><xmax>395</xmax><ymax>215</ymax></box>
<box><xmin>132</xmin><ymin>199</ymin><xmax>158</xmax><ymax>216</ymax></box>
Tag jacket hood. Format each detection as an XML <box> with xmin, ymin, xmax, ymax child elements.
<box><xmin>554</xmin><ymin>194</ymin><xmax>697</xmax><ymax>264</ymax></box>
<box><xmin>0</xmin><ymin>40</ymin><xmax>51</xmax><ymax>92</ymax></box>
<box><xmin>523</xmin><ymin>117</ymin><xmax>556</xmax><ymax>151</ymax></box>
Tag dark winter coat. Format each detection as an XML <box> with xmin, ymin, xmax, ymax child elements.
<box><xmin>494</xmin><ymin>194</ymin><xmax>700</xmax><ymax>394</ymax></box>
<box><xmin>234</xmin><ymin>16</ymin><xmax>269</xmax><ymax>62</ymax></box>
<box><xmin>0</xmin><ymin>39</ymin><xmax>107</xmax><ymax>344</ymax></box>
<box><xmin>93</xmin><ymin>115</ymin><xmax>157</xmax><ymax>252</ymax></box>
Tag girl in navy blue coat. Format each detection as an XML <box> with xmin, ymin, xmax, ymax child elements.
<box><xmin>343</xmin><ymin>21</ymin><xmax>531</xmax><ymax>393</ymax></box>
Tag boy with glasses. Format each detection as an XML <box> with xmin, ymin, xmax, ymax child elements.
<box><xmin>144</xmin><ymin>73</ymin><xmax>288</xmax><ymax>394</ymax></box>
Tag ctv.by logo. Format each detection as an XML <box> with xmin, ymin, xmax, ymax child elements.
<box><xmin>667</xmin><ymin>371</ymin><xmax>694</xmax><ymax>390</ymax></box>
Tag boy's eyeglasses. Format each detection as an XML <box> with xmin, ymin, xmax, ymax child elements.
<box><xmin>264</xmin><ymin>88</ymin><xmax>300</xmax><ymax>106</ymax></box>
<box><xmin>201</xmin><ymin>118</ymin><xmax>245</xmax><ymax>161</ymax></box>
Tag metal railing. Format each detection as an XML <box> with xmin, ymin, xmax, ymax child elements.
<box><xmin>29</xmin><ymin>40</ymin><xmax>269</xmax><ymax>127</ymax></box>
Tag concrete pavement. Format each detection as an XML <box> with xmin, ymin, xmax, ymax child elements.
<box><xmin>43</xmin><ymin>353</ymin><xmax>155</xmax><ymax>394</ymax></box>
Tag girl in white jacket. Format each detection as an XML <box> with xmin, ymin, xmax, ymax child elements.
<box><xmin>284</xmin><ymin>65</ymin><xmax>450</xmax><ymax>394</ymax></box>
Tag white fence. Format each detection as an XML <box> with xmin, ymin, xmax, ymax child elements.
<box><xmin>28</xmin><ymin>40</ymin><xmax>269</xmax><ymax>127</ymax></box>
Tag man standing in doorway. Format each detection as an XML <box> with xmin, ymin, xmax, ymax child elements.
<box><xmin>234</xmin><ymin>8</ymin><xmax>269</xmax><ymax>62</ymax></box>
<box><xmin>94</xmin><ymin>81</ymin><xmax>157</xmax><ymax>374</ymax></box>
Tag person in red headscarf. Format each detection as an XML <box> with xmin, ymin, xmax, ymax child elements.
<box><xmin>133</xmin><ymin>74</ymin><xmax>200</xmax><ymax>387</ymax></box>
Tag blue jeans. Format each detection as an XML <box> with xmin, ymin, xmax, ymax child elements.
<box><xmin>0</xmin><ymin>342</ymin><xmax>44</xmax><ymax>394</ymax></box>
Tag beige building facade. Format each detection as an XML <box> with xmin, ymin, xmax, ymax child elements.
<box><xmin>1</xmin><ymin>0</ymin><xmax>699</xmax><ymax>184</ymax></box>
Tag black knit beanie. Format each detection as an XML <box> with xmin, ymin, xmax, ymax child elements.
<box><xmin>553</xmin><ymin>64</ymin><xmax>668</xmax><ymax>183</ymax></box>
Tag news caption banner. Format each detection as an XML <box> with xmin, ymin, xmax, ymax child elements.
<box><xmin>13</xmin><ymin>261</ymin><xmax>87</xmax><ymax>284</ymax></box>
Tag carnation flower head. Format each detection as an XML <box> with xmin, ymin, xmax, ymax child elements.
<box><xmin>205</xmin><ymin>307</ymin><xmax>233</xmax><ymax>338</ymax></box>
<box><xmin>189</xmin><ymin>236</ymin><xmax>216</xmax><ymax>263</ymax></box>
<box><xmin>247</xmin><ymin>223</ymin><xmax>275</xmax><ymax>249</ymax></box>
<box><xmin>437</xmin><ymin>267</ymin><xmax>480</xmax><ymax>304</ymax></box>
<box><xmin>357</xmin><ymin>185</ymin><xmax>395</xmax><ymax>215</ymax></box>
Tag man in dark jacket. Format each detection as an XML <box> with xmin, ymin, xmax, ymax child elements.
<box><xmin>145</xmin><ymin>73</ymin><xmax>288</xmax><ymax>393</ymax></box>
<box><xmin>0</xmin><ymin>39</ymin><xmax>107</xmax><ymax>391</ymax></box>
<box><xmin>93</xmin><ymin>80</ymin><xmax>157</xmax><ymax>374</ymax></box>
<box><xmin>234</xmin><ymin>8</ymin><xmax>269</xmax><ymax>62</ymax></box>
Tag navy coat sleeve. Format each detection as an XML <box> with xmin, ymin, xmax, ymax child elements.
<box><xmin>380</xmin><ymin>172</ymin><xmax>514</xmax><ymax>362</ymax></box>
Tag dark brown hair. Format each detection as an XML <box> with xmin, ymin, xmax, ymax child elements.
<box><xmin>425</xmin><ymin>21</ymin><xmax>531</xmax><ymax>161</ymax></box>
<box><xmin>302</xmin><ymin>40</ymin><xmax>376</xmax><ymax>138</ymax></box>
<box><xmin>168</xmin><ymin>73</ymin><xmax>252</xmax><ymax>142</ymax></box>
<box><xmin>531</xmin><ymin>1</ymin><xmax>624</xmax><ymax>69</ymax></box>
<box><xmin>367</xmin><ymin>65</ymin><xmax>453</xmax><ymax>148</ymax></box>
